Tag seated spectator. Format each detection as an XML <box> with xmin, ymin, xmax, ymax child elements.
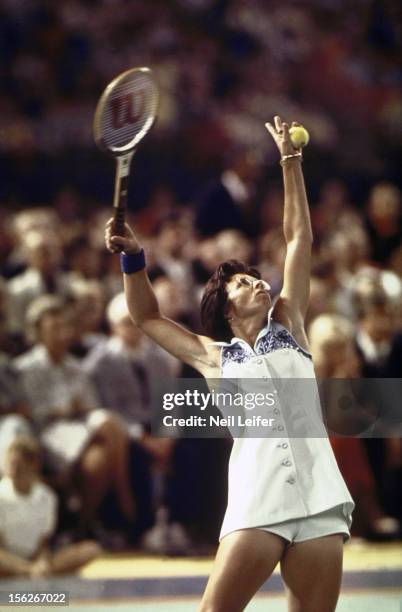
<box><xmin>390</xmin><ymin>244</ymin><xmax>402</xmax><ymax>280</ymax></box>
<box><xmin>353</xmin><ymin>280</ymin><xmax>402</xmax><ymax>521</ymax></box>
<box><xmin>153</xmin><ymin>211</ymin><xmax>197</xmax><ymax>314</ymax></box>
<box><xmin>257</xmin><ymin>228</ymin><xmax>286</xmax><ymax>297</ymax></box>
<box><xmin>305</xmin><ymin>275</ymin><xmax>335</xmax><ymax>328</ymax></box>
<box><xmin>322</xmin><ymin>226</ymin><xmax>371</xmax><ymax>320</ymax></box>
<box><xmin>64</xmin><ymin>234</ymin><xmax>104</xmax><ymax>282</ymax></box>
<box><xmin>153</xmin><ymin>275</ymin><xmax>197</xmax><ymax>345</ymax></box>
<box><xmin>327</xmin><ymin>226</ymin><xmax>370</xmax><ymax>283</ymax></box>
<box><xmin>365</xmin><ymin>182</ymin><xmax>402</xmax><ymax>266</ymax></box>
<box><xmin>84</xmin><ymin>291</ymin><xmax>177</xmax><ymax>438</ymax></box>
<box><xmin>354</xmin><ymin>282</ymin><xmax>396</xmax><ymax>377</ymax></box>
<box><xmin>191</xmin><ymin>237</ymin><xmax>222</xmax><ymax>299</ymax></box>
<box><xmin>68</xmin><ymin>278</ymin><xmax>108</xmax><ymax>358</ymax></box>
<box><xmin>0</xmin><ymin>436</ymin><xmax>101</xmax><ymax>577</ymax></box>
<box><xmin>312</xmin><ymin>179</ymin><xmax>356</xmax><ymax>245</ymax></box>
<box><xmin>0</xmin><ymin>279</ymin><xmax>32</xmax><ymax>460</ymax></box>
<box><xmin>308</xmin><ymin>313</ymin><xmax>400</xmax><ymax>540</ymax></box>
<box><xmin>85</xmin><ymin>293</ymin><xmax>225</xmax><ymax>552</ymax></box>
<box><xmin>309</xmin><ymin>313</ymin><xmax>377</xmax><ymax>434</ymax></box>
<box><xmin>84</xmin><ymin>293</ymin><xmax>179</xmax><ymax>548</ymax></box>
<box><xmin>8</xmin><ymin>230</ymin><xmax>72</xmax><ymax>336</ymax></box>
<box><xmin>195</xmin><ymin>147</ymin><xmax>260</xmax><ymax>237</ymax></box>
<box><xmin>214</xmin><ymin>229</ymin><xmax>253</xmax><ymax>266</ymax></box>
<box><xmin>0</xmin><ymin>277</ymin><xmax>25</xmax><ymax>357</ymax></box>
<box><xmin>3</xmin><ymin>208</ymin><xmax>60</xmax><ymax>280</ymax></box>
<box><xmin>0</xmin><ymin>354</ymin><xmax>32</xmax><ymax>474</ymax></box>
<box><xmin>14</xmin><ymin>295</ymin><xmax>135</xmax><ymax>534</ymax></box>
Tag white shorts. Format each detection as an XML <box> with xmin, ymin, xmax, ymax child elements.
<box><xmin>41</xmin><ymin>409</ymin><xmax>111</xmax><ymax>472</ymax></box>
<box><xmin>257</xmin><ymin>504</ymin><xmax>350</xmax><ymax>547</ymax></box>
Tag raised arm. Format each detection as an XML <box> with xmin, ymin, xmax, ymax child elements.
<box><xmin>104</xmin><ymin>220</ymin><xmax>220</xmax><ymax>375</ymax></box>
<box><xmin>265</xmin><ymin>116</ymin><xmax>313</xmax><ymax>347</ymax></box>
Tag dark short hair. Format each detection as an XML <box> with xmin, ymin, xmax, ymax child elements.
<box><xmin>200</xmin><ymin>260</ymin><xmax>261</xmax><ymax>341</ymax></box>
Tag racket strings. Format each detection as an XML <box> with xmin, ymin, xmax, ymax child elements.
<box><xmin>100</xmin><ymin>75</ymin><xmax>158</xmax><ymax>150</ymax></box>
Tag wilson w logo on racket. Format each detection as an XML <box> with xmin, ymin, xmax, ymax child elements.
<box><xmin>110</xmin><ymin>92</ymin><xmax>145</xmax><ymax>129</ymax></box>
<box><xmin>93</xmin><ymin>67</ymin><xmax>159</xmax><ymax>244</ymax></box>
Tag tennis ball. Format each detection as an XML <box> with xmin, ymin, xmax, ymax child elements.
<box><xmin>289</xmin><ymin>125</ymin><xmax>309</xmax><ymax>149</ymax></box>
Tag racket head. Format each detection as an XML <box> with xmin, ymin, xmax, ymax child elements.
<box><xmin>93</xmin><ymin>66</ymin><xmax>159</xmax><ymax>156</ymax></box>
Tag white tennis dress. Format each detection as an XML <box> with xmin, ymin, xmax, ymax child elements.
<box><xmin>212</xmin><ymin>309</ymin><xmax>355</xmax><ymax>541</ymax></box>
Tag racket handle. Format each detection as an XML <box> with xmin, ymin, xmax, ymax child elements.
<box><xmin>113</xmin><ymin>205</ymin><xmax>126</xmax><ymax>236</ymax></box>
<box><xmin>112</xmin><ymin>154</ymin><xmax>133</xmax><ymax>251</ymax></box>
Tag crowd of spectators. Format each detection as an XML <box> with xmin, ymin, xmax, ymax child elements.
<box><xmin>0</xmin><ymin>0</ymin><xmax>401</xmax><ymax>576</ymax></box>
<box><xmin>1</xmin><ymin>0</ymin><xmax>402</xmax><ymax>207</ymax></box>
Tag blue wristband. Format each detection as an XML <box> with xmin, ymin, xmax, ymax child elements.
<box><xmin>120</xmin><ymin>249</ymin><xmax>146</xmax><ymax>274</ymax></box>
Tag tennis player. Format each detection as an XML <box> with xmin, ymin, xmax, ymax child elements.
<box><xmin>105</xmin><ymin>115</ymin><xmax>354</xmax><ymax>612</ymax></box>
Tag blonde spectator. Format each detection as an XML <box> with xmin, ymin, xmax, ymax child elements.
<box><xmin>0</xmin><ymin>437</ymin><xmax>101</xmax><ymax>577</ymax></box>
<box><xmin>2</xmin><ymin>209</ymin><xmax>61</xmax><ymax>279</ymax></box>
<box><xmin>12</xmin><ymin>209</ymin><xmax>60</xmax><ymax>241</ymax></box>
<box><xmin>308</xmin><ymin>314</ymin><xmax>360</xmax><ymax>379</ymax></box>
<box><xmin>8</xmin><ymin>231</ymin><xmax>72</xmax><ymax>334</ymax></box>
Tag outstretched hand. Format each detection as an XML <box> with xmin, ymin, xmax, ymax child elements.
<box><xmin>265</xmin><ymin>115</ymin><xmax>300</xmax><ymax>157</ymax></box>
<box><xmin>104</xmin><ymin>218</ymin><xmax>142</xmax><ymax>254</ymax></box>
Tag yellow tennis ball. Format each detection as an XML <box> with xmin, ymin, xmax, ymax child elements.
<box><xmin>289</xmin><ymin>125</ymin><xmax>309</xmax><ymax>148</ymax></box>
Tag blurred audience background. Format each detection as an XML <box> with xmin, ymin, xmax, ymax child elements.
<box><xmin>0</xmin><ymin>0</ymin><xmax>401</xmax><ymax>563</ymax></box>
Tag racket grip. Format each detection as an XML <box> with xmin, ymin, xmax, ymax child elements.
<box><xmin>112</xmin><ymin>205</ymin><xmax>126</xmax><ymax>238</ymax></box>
<box><xmin>112</xmin><ymin>163</ymin><xmax>130</xmax><ymax>251</ymax></box>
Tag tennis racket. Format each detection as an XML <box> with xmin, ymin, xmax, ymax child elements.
<box><xmin>93</xmin><ymin>66</ymin><xmax>159</xmax><ymax>246</ymax></box>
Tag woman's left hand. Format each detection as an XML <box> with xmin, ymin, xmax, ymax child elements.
<box><xmin>265</xmin><ymin>115</ymin><xmax>300</xmax><ymax>157</ymax></box>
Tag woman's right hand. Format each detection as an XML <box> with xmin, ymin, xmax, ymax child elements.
<box><xmin>104</xmin><ymin>218</ymin><xmax>142</xmax><ymax>254</ymax></box>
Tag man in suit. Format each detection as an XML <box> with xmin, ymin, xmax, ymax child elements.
<box><xmin>354</xmin><ymin>284</ymin><xmax>402</xmax><ymax>522</ymax></box>
<box><xmin>195</xmin><ymin>147</ymin><xmax>261</xmax><ymax>238</ymax></box>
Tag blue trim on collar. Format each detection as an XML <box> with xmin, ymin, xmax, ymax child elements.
<box><xmin>210</xmin><ymin>310</ymin><xmax>312</xmax><ymax>361</ymax></box>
